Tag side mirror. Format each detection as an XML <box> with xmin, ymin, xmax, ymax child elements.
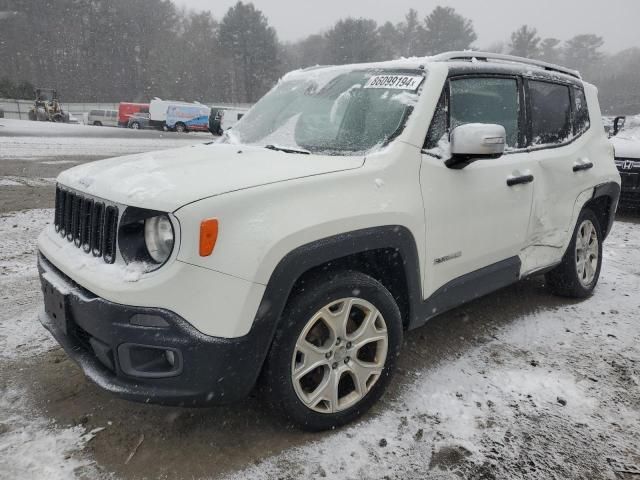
<box><xmin>446</xmin><ymin>123</ymin><xmax>506</xmax><ymax>169</ymax></box>
<box><xmin>612</xmin><ymin>116</ymin><xmax>626</xmax><ymax>137</ymax></box>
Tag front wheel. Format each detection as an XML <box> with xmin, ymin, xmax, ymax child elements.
<box><xmin>545</xmin><ymin>208</ymin><xmax>603</xmax><ymax>298</ymax></box>
<box><xmin>263</xmin><ymin>271</ymin><xmax>402</xmax><ymax>431</ymax></box>
<box><xmin>175</xmin><ymin>122</ymin><xmax>186</xmax><ymax>133</ymax></box>
<box><xmin>130</xmin><ymin>122</ymin><xmax>140</xmax><ymax>129</ymax></box>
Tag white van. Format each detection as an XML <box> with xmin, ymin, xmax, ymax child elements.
<box><xmin>149</xmin><ymin>98</ymin><xmax>204</xmax><ymax>130</ymax></box>
<box><xmin>87</xmin><ymin>109</ymin><xmax>118</xmax><ymax>127</ymax></box>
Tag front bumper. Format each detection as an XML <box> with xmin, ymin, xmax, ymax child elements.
<box><xmin>38</xmin><ymin>254</ymin><xmax>267</xmax><ymax>406</ymax></box>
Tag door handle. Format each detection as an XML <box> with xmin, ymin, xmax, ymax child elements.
<box><xmin>573</xmin><ymin>161</ymin><xmax>594</xmax><ymax>172</ymax></box>
<box><xmin>507</xmin><ymin>174</ymin><xmax>534</xmax><ymax>186</ymax></box>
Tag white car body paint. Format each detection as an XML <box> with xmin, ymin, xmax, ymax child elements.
<box><xmin>39</xmin><ymin>57</ymin><xmax>620</xmax><ymax>339</ymax></box>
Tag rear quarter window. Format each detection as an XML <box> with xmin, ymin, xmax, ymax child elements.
<box><xmin>573</xmin><ymin>87</ymin><xmax>590</xmax><ymax>135</ymax></box>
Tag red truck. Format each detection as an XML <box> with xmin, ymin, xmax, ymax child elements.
<box><xmin>118</xmin><ymin>102</ymin><xmax>149</xmax><ymax>127</ymax></box>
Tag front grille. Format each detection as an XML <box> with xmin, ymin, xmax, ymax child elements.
<box><xmin>54</xmin><ymin>186</ymin><xmax>119</xmax><ymax>263</ymax></box>
<box><xmin>620</xmin><ymin>172</ymin><xmax>639</xmax><ymax>190</ymax></box>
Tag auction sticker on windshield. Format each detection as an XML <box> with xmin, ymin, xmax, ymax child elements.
<box><xmin>364</xmin><ymin>75</ymin><xmax>424</xmax><ymax>90</ymax></box>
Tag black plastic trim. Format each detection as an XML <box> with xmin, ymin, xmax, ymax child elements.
<box><xmin>38</xmin><ymin>254</ymin><xmax>270</xmax><ymax>406</ymax></box>
<box><xmin>592</xmin><ymin>181</ymin><xmax>621</xmax><ymax>238</ymax></box>
<box><xmin>254</xmin><ymin>226</ymin><xmax>523</xmax><ymax>334</ymax></box>
<box><xmin>418</xmin><ymin>256</ymin><xmax>521</xmax><ymax>325</ymax></box>
<box><xmin>507</xmin><ymin>174</ymin><xmax>534</xmax><ymax>186</ymax></box>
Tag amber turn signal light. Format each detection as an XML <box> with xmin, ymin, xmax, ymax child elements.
<box><xmin>199</xmin><ymin>219</ymin><xmax>219</xmax><ymax>256</ymax></box>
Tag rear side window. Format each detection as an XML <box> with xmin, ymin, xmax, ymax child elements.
<box><xmin>449</xmin><ymin>77</ymin><xmax>520</xmax><ymax>148</ymax></box>
<box><xmin>89</xmin><ymin>110</ymin><xmax>100</xmax><ymax>116</ymax></box>
<box><xmin>529</xmin><ymin>81</ymin><xmax>571</xmax><ymax>146</ymax></box>
<box><xmin>573</xmin><ymin>87</ymin><xmax>590</xmax><ymax>135</ymax></box>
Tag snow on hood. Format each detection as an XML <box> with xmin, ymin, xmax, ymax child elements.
<box><xmin>612</xmin><ymin>136</ymin><xmax>640</xmax><ymax>159</ymax></box>
<box><xmin>611</xmin><ymin>114</ymin><xmax>640</xmax><ymax>159</ymax></box>
<box><xmin>56</xmin><ymin>143</ymin><xmax>364</xmax><ymax>211</ymax></box>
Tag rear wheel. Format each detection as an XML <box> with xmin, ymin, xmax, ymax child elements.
<box><xmin>264</xmin><ymin>271</ymin><xmax>402</xmax><ymax>431</ymax></box>
<box><xmin>93</xmin><ymin>121</ymin><xmax>102</xmax><ymax>126</ymax></box>
<box><xmin>546</xmin><ymin>208</ymin><xmax>603</xmax><ymax>298</ymax></box>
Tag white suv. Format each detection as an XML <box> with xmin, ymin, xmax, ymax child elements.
<box><xmin>37</xmin><ymin>52</ymin><xmax>620</xmax><ymax>430</ymax></box>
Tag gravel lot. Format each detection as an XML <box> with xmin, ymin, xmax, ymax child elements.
<box><xmin>1</xmin><ymin>118</ymin><xmax>639</xmax><ymax>479</ymax></box>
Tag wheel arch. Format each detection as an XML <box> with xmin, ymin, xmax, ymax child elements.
<box><xmin>247</xmin><ymin>226</ymin><xmax>423</xmax><ymax>387</ymax></box>
<box><xmin>585</xmin><ymin>181</ymin><xmax>621</xmax><ymax>239</ymax></box>
<box><xmin>257</xmin><ymin>226</ymin><xmax>423</xmax><ymax>333</ymax></box>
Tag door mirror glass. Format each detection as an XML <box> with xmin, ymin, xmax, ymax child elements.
<box><xmin>447</xmin><ymin>123</ymin><xmax>506</xmax><ymax>169</ymax></box>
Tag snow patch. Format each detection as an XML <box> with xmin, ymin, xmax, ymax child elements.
<box><xmin>0</xmin><ymin>387</ymin><xmax>98</xmax><ymax>479</ymax></box>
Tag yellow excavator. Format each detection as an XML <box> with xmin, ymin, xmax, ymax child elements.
<box><xmin>28</xmin><ymin>88</ymin><xmax>70</xmax><ymax>122</ymax></box>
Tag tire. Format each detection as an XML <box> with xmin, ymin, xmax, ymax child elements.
<box><xmin>545</xmin><ymin>208</ymin><xmax>603</xmax><ymax>298</ymax></box>
<box><xmin>175</xmin><ymin>122</ymin><xmax>186</xmax><ymax>133</ymax></box>
<box><xmin>130</xmin><ymin>122</ymin><xmax>140</xmax><ymax>130</ymax></box>
<box><xmin>263</xmin><ymin>270</ymin><xmax>403</xmax><ymax>431</ymax></box>
<box><xmin>93</xmin><ymin>121</ymin><xmax>102</xmax><ymax>126</ymax></box>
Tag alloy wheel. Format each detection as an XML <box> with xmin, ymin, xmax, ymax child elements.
<box><xmin>291</xmin><ymin>298</ymin><xmax>388</xmax><ymax>414</ymax></box>
<box><xmin>575</xmin><ymin>219</ymin><xmax>599</xmax><ymax>287</ymax></box>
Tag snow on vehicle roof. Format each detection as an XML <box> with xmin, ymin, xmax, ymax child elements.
<box><xmin>281</xmin><ymin>51</ymin><xmax>581</xmax><ymax>86</ymax></box>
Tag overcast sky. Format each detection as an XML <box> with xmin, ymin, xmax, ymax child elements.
<box><xmin>173</xmin><ymin>0</ymin><xmax>640</xmax><ymax>52</ymax></box>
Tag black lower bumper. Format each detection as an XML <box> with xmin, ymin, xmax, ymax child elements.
<box><xmin>37</xmin><ymin>254</ymin><xmax>267</xmax><ymax>406</ymax></box>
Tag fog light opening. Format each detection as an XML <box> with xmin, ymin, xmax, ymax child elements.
<box><xmin>118</xmin><ymin>344</ymin><xmax>182</xmax><ymax>378</ymax></box>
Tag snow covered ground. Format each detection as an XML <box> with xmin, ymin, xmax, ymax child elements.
<box><xmin>0</xmin><ymin>118</ymin><xmax>210</xmax><ymax>161</ymax></box>
<box><xmin>1</xmin><ymin>206</ymin><xmax>639</xmax><ymax>479</ymax></box>
<box><xmin>222</xmin><ymin>220</ymin><xmax>640</xmax><ymax>480</ymax></box>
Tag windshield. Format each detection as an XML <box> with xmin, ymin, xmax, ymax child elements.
<box><xmin>221</xmin><ymin>69</ymin><xmax>424</xmax><ymax>155</ymax></box>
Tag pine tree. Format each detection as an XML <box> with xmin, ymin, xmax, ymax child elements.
<box><xmin>423</xmin><ymin>6</ymin><xmax>477</xmax><ymax>55</ymax></box>
<box><xmin>509</xmin><ymin>25</ymin><xmax>541</xmax><ymax>58</ymax></box>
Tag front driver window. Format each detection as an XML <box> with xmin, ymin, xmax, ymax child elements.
<box><xmin>449</xmin><ymin>77</ymin><xmax>520</xmax><ymax>148</ymax></box>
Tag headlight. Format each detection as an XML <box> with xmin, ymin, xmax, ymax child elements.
<box><xmin>144</xmin><ymin>215</ymin><xmax>174</xmax><ymax>264</ymax></box>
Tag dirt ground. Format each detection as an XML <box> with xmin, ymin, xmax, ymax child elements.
<box><xmin>1</xmin><ymin>119</ymin><xmax>639</xmax><ymax>479</ymax></box>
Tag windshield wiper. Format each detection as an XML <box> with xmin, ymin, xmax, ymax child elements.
<box><xmin>264</xmin><ymin>144</ymin><xmax>310</xmax><ymax>155</ymax></box>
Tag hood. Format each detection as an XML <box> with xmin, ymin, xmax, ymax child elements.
<box><xmin>611</xmin><ymin>136</ymin><xmax>640</xmax><ymax>159</ymax></box>
<box><xmin>57</xmin><ymin>143</ymin><xmax>364</xmax><ymax>211</ymax></box>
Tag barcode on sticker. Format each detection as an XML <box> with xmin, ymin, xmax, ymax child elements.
<box><xmin>364</xmin><ymin>75</ymin><xmax>424</xmax><ymax>90</ymax></box>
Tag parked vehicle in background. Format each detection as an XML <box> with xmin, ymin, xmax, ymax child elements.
<box><xmin>208</xmin><ymin>107</ymin><xmax>249</xmax><ymax>135</ymax></box>
<box><xmin>27</xmin><ymin>88</ymin><xmax>70</xmax><ymax>122</ymax></box>
<box><xmin>149</xmin><ymin>98</ymin><xmax>204</xmax><ymax>131</ymax></box>
<box><xmin>118</xmin><ymin>102</ymin><xmax>149</xmax><ymax>127</ymax></box>
<box><xmin>166</xmin><ymin>104</ymin><xmax>211</xmax><ymax>133</ymax></box>
<box><xmin>610</xmin><ymin>115</ymin><xmax>640</xmax><ymax>208</ymax></box>
<box><xmin>127</xmin><ymin>112</ymin><xmax>151</xmax><ymax>130</ymax></box>
<box><xmin>88</xmin><ymin>109</ymin><xmax>118</xmax><ymax>127</ymax></box>
<box><xmin>38</xmin><ymin>52</ymin><xmax>619</xmax><ymax>431</ymax></box>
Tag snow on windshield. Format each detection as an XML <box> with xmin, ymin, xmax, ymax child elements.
<box><xmin>222</xmin><ymin>68</ymin><xmax>425</xmax><ymax>155</ymax></box>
